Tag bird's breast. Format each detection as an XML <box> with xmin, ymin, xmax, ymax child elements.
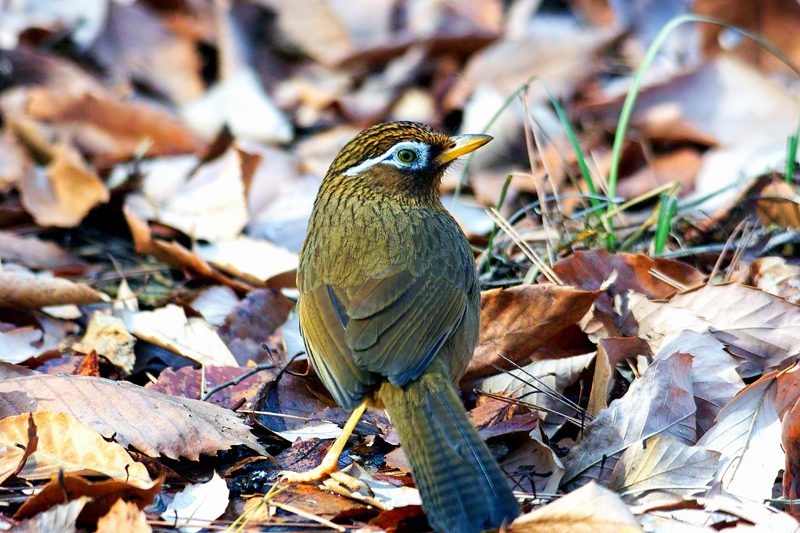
<box><xmin>299</xmin><ymin>193</ymin><xmax>472</xmax><ymax>292</ymax></box>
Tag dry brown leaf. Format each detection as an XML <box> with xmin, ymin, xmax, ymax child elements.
<box><xmin>145</xmin><ymin>366</ymin><xmax>273</xmax><ymax>408</ymax></box>
<box><xmin>697</xmin><ymin>372</ymin><xmax>782</xmax><ymax>501</ymax></box>
<box><xmin>509</xmin><ymin>481</ymin><xmax>642</xmax><ymax>532</ymax></box>
<box><xmin>562</xmin><ymin>353</ymin><xmax>696</xmax><ymax>490</ymax></box>
<box><xmin>18</xmin><ymin>142</ymin><xmax>110</xmax><ymax>228</ymax></box>
<box><xmin>468</xmin><ymin>283</ymin><xmax>602</xmax><ymax>380</ymax></box>
<box><xmin>124</xmin><ymin>304</ymin><xmax>237</xmax><ymax>367</ymax></box>
<box><xmin>0</xmin><ymin>361</ymin><xmax>39</xmax><ymax>380</ymax></box>
<box><xmin>71</xmin><ymin>312</ymin><xmax>135</xmax><ymax>374</ymax></box>
<box><xmin>123</xmin><ymin>205</ymin><xmax>252</xmax><ymax>293</ymax></box>
<box><xmin>755</xmin><ymin>179</ymin><xmax>800</xmax><ymax>228</ymax></box>
<box><xmin>0</xmin><ymin>412</ymin><xmax>153</xmax><ymax>489</ymax></box>
<box><xmin>608</xmin><ymin>435</ymin><xmax>720</xmax><ymax>504</ymax></box>
<box><xmin>0</xmin><ymin>231</ymin><xmax>87</xmax><ymax>274</ymax></box>
<box><xmin>218</xmin><ymin>288</ymin><xmax>293</xmax><ymax>366</ymax></box>
<box><xmin>14</xmin><ymin>473</ymin><xmax>163</xmax><ymax>524</ymax></box>
<box><xmin>551</xmin><ymin>249</ymin><xmax>704</xmax><ymax>316</ymax></box>
<box><xmin>0</xmin><ymin>271</ymin><xmax>105</xmax><ymax>309</ymax></box>
<box><xmin>0</xmin><ymin>375</ymin><xmax>268</xmax><ymax>460</ymax></box>
<box><xmin>587</xmin><ymin>337</ymin><xmax>651</xmax><ymax>417</ymax></box>
<box><xmin>26</xmin><ymin>89</ymin><xmax>200</xmax><ymax>166</ymax></box>
<box><xmin>96</xmin><ymin>498</ymin><xmax>151</xmax><ymax>533</ymax></box>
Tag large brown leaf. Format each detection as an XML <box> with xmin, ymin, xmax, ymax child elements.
<box><xmin>550</xmin><ymin>249</ymin><xmax>704</xmax><ymax>316</ymax></box>
<box><xmin>0</xmin><ymin>375</ymin><xmax>267</xmax><ymax>460</ymax></box>
<box><xmin>0</xmin><ymin>271</ymin><xmax>106</xmax><ymax>308</ymax></box>
<box><xmin>469</xmin><ymin>283</ymin><xmax>601</xmax><ymax>380</ymax></box>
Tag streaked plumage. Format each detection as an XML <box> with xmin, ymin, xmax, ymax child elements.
<box><xmin>297</xmin><ymin>121</ymin><xmax>520</xmax><ymax>533</ymax></box>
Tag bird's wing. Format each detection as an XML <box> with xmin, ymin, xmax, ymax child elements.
<box><xmin>299</xmin><ymin>268</ymin><xmax>467</xmax><ymax>407</ymax></box>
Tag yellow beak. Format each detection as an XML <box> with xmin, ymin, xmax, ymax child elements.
<box><xmin>436</xmin><ymin>134</ymin><xmax>492</xmax><ymax>165</ymax></box>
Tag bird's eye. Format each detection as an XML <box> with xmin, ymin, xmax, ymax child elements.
<box><xmin>396</xmin><ymin>149</ymin><xmax>417</xmax><ymax>164</ymax></box>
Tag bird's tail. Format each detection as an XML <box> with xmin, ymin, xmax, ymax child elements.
<box><xmin>380</xmin><ymin>368</ymin><xmax>520</xmax><ymax>533</ymax></box>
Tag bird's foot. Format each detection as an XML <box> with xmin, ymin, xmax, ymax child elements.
<box><xmin>280</xmin><ymin>464</ymin><xmax>369</xmax><ymax>493</ymax></box>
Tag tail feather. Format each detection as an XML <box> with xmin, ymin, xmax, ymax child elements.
<box><xmin>381</xmin><ymin>372</ymin><xmax>519</xmax><ymax>533</ymax></box>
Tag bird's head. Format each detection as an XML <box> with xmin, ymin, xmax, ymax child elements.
<box><xmin>324</xmin><ymin>121</ymin><xmax>492</xmax><ymax>203</ymax></box>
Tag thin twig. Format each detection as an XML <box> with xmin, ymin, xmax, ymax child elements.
<box><xmin>202</xmin><ymin>362</ymin><xmax>276</xmax><ymax>401</ymax></box>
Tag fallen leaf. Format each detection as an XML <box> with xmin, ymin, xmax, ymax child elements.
<box><xmin>587</xmin><ymin>337</ymin><xmax>651</xmax><ymax>417</ymax></box>
<box><xmin>18</xmin><ymin>142</ymin><xmax>110</xmax><ymax>228</ymax></box>
<box><xmin>697</xmin><ymin>371</ymin><xmax>783</xmax><ymax>501</ymax></box>
<box><xmin>11</xmin><ymin>497</ymin><xmax>89</xmax><ymax>533</ymax></box>
<box><xmin>509</xmin><ymin>481</ymin><xmax>642</xmax><ymax>532</ymax></box>
<box><xmin>0</xmin><ymin>271</ymin><xmax>105</xmax><ymax>308</ymax></box>
<box><xmin>654</xmin><ymin>331</ymin><xmax>744</xmax><ymax>434</ymax></box>
<box><xmin>96</xmin><ymin>498</ymin><xmax>151</xmax><ymax>533</ymax></box>
<box><xmin>783</xmin><ymin>391</ymin><xmax>800</xmax><ymax>504</ymax></box>
<box><xmin>608</xmin><ymin>435</ymin><xmax>720</xmax><ymax>504</ymax></box>
<box><xmin>749</xmin><ymin>256</ymin><xmax>800</xmax><ymax>304</ymax></box>
<box><xmin>26</xmin><ymin>88</ymin><xmax>200</xmax><ymax>166</ymax></box>
<box><xmin>189</xmin><ymin>286</ymin><xmax>240</xmax><ymax>327</ymax></box>
<box><xmin>161</xmin><ymin>472</ymin><xmax>229</xmax><ymax>533</ymax></box>
<box><xmin>0</xmin><ymin>413</ymin><xmax>36</xmax><ymax>486</ymax></box>
<box><xmin>125</xmin><ymin>146</ymin><xmax>253</xmax><ymax>242</ymax></box>
<box><xmin>0</xmin><ymin>230</ymin><xmax>87</xmax><ymax>274</ymax></box>
<box><xmin>71</xmin><ymin>312</ymin><xmax>135</xmax><ymax>374</ymax></box>
<box><xmin>124</xmin><ymin>304</ymin><xmax>237</xmax><ymax>367</ymax></box>
<box><xmin>123</xmin><ymin>206</ymin><xmax>252</xmax><ymax>293</ymax></box>
<box><xmin>550</xmin><ymin>249</ymin><xmax>704</xmax><ymax>316</ymax></box>
<box><xmin>14</xmin><ymin>473</ymin><xmax>163</xmax><ymax>524</ymax></box>
<box><xmin>145</xmin><ymin>365</ymin><xmax>273</xmax><ymax>408</ymax></box>
<box><xmin>0</xmin><ymin>374</ymin><xmax>268</xmax><ymax>459</ymax></box>
<box><xmin>0</xmin><ymin>412</ymin><xmax>154</xmax><ymax>489</ymax></box>
<box><xmin>469</xmin><ymin>284</ymin><xmax>601</xmax><ymax>380</ymax></box>
<box><xmin>194</xmin><ymin>236</ymin><xmax>299</xmax><ymax>289</ymax></box>
<box><xmin>562</xmin><ymin>353</ymin><xmax>696</xmax><ymax>490</ymax></box>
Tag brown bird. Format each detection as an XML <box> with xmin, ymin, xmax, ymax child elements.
<box><xmin>286</xmin><ymin>121</ymin><xmax>520</xmax><ymax>533</ymax></box>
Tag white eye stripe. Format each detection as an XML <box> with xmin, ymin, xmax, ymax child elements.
<box><xmin>343</xmin><ymin>141</ymin><xmax>429</xmax><ymax>176</ymax></box>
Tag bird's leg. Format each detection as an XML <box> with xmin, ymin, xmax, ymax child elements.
<box><xmin>280</xmin><ymin>400</ymin><xmax>367</xmax><ymax>490</ymax></box>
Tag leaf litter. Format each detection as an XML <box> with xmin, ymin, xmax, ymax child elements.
<box><xmin>3</xmin><ymin>1</ymin><xmax>800</xmax><ymax>532</ymax></box>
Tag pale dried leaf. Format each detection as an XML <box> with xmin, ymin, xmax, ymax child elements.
<box><xmin>697</xmin><ymin>372</ymin><xmax>783</xmax><ymax>501</ymax></box>
<box><xmin>11</xmin><ymin>497</ymin><xmax>89</xmax><ymax>533</ymax></box>
<box><xmin>125</xmin><ymin>147</ymin><xmax>251</xmax><ymax>241</ymax></box>
<box><xmin>18</xmin><ymin>143</ymin><xmax>110</xmax><ymax>227</ymax></box>
<box><xmin>161</xmin><ymin>472</ymin><xmax>229</xmax><ymax>533</ymax></box>
<box><xmin>181</xmin><ymin>69</ymin><xmax>293</xmax><ymax>143</ymax></box>
<box><xmin>608</xmin><ymin>435</ymin><xmax>719</xmax><ymax>504</ymax></box>
<box><xmin>0</xmin><ymin>412</ymin><xmax>153</xmax><ymax>488</ymax></box>
<box><xmin>96</xmin><ymin>498</ymin><xmax>151</xmax><ymax>533</ymax></box>
<box><xmin>562</xmin><ymin>353</ymin><xmax>696</xmax><ymax>489</ymax></box>
<box><xmin>670</xmin><ymin>283</ymin><xmax>800</xmax><ymax>376</ymax></box>
<box><xmin>123</xmin><ymin>205</ymin><xmax>252</xmax><ymax>293</ymax></box>
<box><xmin>588</xmin><ymin>337</ymin><xmax>651</xmax><ymax>417</ymax></box>
<box><xmin>0</xmin><ymin>375</ymin><xmax>268</xmax><ymax>459</ymax></box>
<box><xmin>749</xmin><ymin>256</ymin><xmax>800</xmax><ymax>304</ymax></box>
<box><xmin>124</xmin><ymin>304</ymin><xmax>237</xmax><ymax>367</ymax></box>
<box><xmin>510</xmin><ymin>482</ymin><xmax>642</xmax><ymax>532</ymax></box>
<box><xmin>72</xmin><ymin>312</ymin><xmax>135</xmax><ymax>374</ymax></box>
<box><xmin>190</xmin><ymin>286</ymin><xmax>240</xmax><ymax>327</ymax></box>
<box><xmin>0</xmin><ymin>326</ymin><xmax>43</xmax><ymax>364</ymax></box>
<box><xmin>655</xmin><ymin>331</ymin><xmax>744</xmax><ymax>433</ymax></box>
<box><xmin>194</xmin><ymin>235</ymin><xmax>298</xmax><ymax>287</ymax></box>
<box><xmin>0</xmin><ymin>361</ymin><xmax>39</xmax><ymax>380</ymax></box>
<box><xmin>0</xmin><ymin>271</ymin><xmax>105</xmax><ymax>308</ymax></box>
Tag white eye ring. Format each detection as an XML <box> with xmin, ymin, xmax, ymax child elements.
<box><xmin>344</xmin><ymin>141</ymin><xmax>430</xmax><ymax>176</ymax></box>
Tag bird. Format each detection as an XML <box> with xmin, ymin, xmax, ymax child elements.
<box><xmin>284</xmin><ymin>121</ymin><xmax>520</xmax><ymax>533</ymax></box>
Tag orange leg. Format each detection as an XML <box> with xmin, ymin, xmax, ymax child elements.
<box><xmin>280</xmin><ymin>400</ymin><xmax>367</xmax><ymax>484</ymax></box>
